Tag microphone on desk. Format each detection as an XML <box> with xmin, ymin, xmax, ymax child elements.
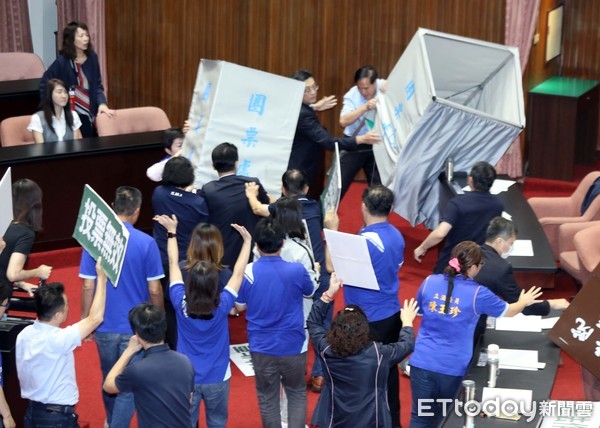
<box><xmin>487</xmin><ymin>344</ymin><xmax>499</xmax><ymax>388</ymax></box>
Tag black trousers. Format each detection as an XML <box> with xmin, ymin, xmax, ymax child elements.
<box><xmin>340</xmin><ymin>148</ymin><xmax>381</xmax><ymax>200</ymax></box>
<box><xmin>369</xmin><ymin>311</ymin><xmax>403</xmax><ymax>428</ymax></box>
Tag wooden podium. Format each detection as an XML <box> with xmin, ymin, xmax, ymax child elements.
<box><xmin>527</xmin><ymin>77</ymin><xmax>599</xmax><ymax>180</ymax></box>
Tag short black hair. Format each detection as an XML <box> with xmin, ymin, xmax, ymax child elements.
<box><xmin>291</xmin><ymin>69</ymin><xmax>312</xmax><ymax>82</ymax></box>
<box><xmin>113</xmin><ymin>186</ymin><xmax>142</xmax><ymax>216</ymax></box>
<box><xmin>282</xmin><ymin>169</ymin><xmax>308</xmax><ymax>196</ymax></box>
<box><xmin>272</xmin><ymin>197</ymin><xmax>305</xmax><ymax>240</ymax></box>
<box><xmin>354</xmin><ymin>66</ymin><xmax>378</xmax><ymax>84</ymax></box>
<box><xmin>161</xmin><ymin>127</ymin><xmax>184</xmax><ymax>151</ymax></box>
<box><xmin>470</xmin><ymin>161</ymin><xmax>497</xmax><ymax>192</ymax></box>
<box><xmin>0</xmin><ymin>281</ymin><xmax>13</xmax><ymax>305</ymax></box>
<box><xmin>211</xmin><ymin>143</ymin><xmax>238</xmax><ymax>173</ymax></box>
<box><xmin>486</xmin><ymin>217</ymin><xmax>517</xmax><ymax>242</ymax></box>
<box><xmin>34</xmin><ymin>282</ymin><xmax>66</xmax><ymax>321</ymax></box>
<box><xmin>162</xmin><ymin>157</ymin><xmax>195</xmax><ymax>187</ymax></box>
<box><xmin>128</xmin><ymin>303</ymin><xmax>167</xmax><ymax>344</ymax></box>
<box><xmin>362</xmin><ymin>185</ymin><xmax>393</xmax><ymax>217</ymax></box>
<box><xmin>254</xmin><ymin>218</ymin><xmax>285</xmax><ymax>254</ymax></box>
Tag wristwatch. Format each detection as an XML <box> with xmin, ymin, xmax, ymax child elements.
<box><xmin>167</xmin><ymin>232</ymin><xmax>177</xmax><ymax>239</ymax></box>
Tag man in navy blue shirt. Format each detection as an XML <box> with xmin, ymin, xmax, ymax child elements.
<box><xmin>200</xmin><ymin>143</ymin><xmax>271</xmax><ymax>268</ymax></box>
<box><xmin>414</xmin><ymin>161</ymin><xmax>504</xmax><ymax>274</ymax></box>
<box><xmin>104</xmin><ymin>303</ymin><xmax>194</xmax><ymax>428</ymax></box>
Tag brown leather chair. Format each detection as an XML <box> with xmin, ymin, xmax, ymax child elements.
<box><xmin>0</xmin><ymin>53</ymin><xmax>45</xmax><ymax>81</ymax></box>
<box><xmin>558</xmin><ymin>222</ymin><xmax>600</xmax><ymax>286</ymax></box>
<box><xmin>528</xmin><ymin>171</ymin><xmax>600</xmax><ymax>259</ymax></box>
<box><xmin>96</xmin><ymin>107</ymin><xmax>171</xmax><ymax>137</ymax></box>
<box><xmin>0</xmin><ymin>116</ymin><xmax>35</xmax><ymax>147</ymax></box>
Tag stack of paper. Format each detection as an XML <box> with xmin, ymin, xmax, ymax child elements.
<box><xmin>495</xmin><ymin>313</ymin><xmax>542</xmax><ymax>332</ymax></box>
<box><xmin>498</xmin><ymin>349</ymin><xmax>545</xmax><ymax>371</ymax></box>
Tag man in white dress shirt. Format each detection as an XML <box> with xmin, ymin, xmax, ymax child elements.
<box><xmin>16</xmin><ymin>258</ymin><xmax>106</xmax><ymax>427</ymax></box>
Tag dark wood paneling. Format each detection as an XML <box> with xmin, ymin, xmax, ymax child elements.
<box><xmin>526</xmin><ymin>0</ymin><xmax>600</xmax><ymax>149</ymax></box>
<box><xmin>105</xmin><ymin>0</ymin><xmax>505</xmax><ymax>135</ymax></box>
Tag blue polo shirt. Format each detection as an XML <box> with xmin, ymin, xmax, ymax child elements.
<box><xmin>343</xmin><ymin>221</ymin><xmax>405</xmax><ymax>322</ymax></box>
<box><xmin>152</xmin><ymin>185</ymin><xmax>209</xmax><ymax>265</ymax></box>
<box><xmin>410</xmin><ymin>274</ymin><xmax>508</xmax><ymax>376</ymax></box>
<box><xmin>170</xmin><ymin>281</ymin><xmax>235</xmax><ymax>384</ymax></box>
<box><xmin>79</xmin><ymin>222</ymin><xmax>164</xmax><ymax>333</ymax></box>
<box><xmin>115</xmin><ymin>343</ymin><xmax>194</xmax><ymax>428</ymax></box>
<box><xmin>237</xmin><ymin>256</ymin><xmax>314</xmax><ymax>356</ymax></box>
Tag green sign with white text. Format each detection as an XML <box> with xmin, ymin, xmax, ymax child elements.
<box><xmin>73</xmin><ymin>185</ymin><xmax>129</xmax><ymax>285</ymax></box>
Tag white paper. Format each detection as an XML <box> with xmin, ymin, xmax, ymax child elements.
<box><xmin>541</xmin><ymin>317</ymin><xmax>560</xmax><ymax>330</ymax></box>
<box><xmin>462</xmin><ymin>179</ymin><xmax>515</xmax><ymax>195</ymax></box>
<box><xmin>481</xmin><ymin>387</ymin><xmax>534</xmax><ymax>416</ymax></box>
<box><xmin>498</xmin><ymin>349</ymin><xmax>541</xmax><ymax>371</ymax></box>
<box><xmin>230</xmin><ymin>343</ymin><xmax>254</xmax><ymax>376</ymax></box>
<box><xmin>0</xmin><ymin>168</ymin><xmax>12</xmax><ymax>236</ymax></box>
<box><xmin>540</xmin><ymin>401</ymin><xmax>600</xmax><ymax>428</ymax></box>
<box><xmin>490</xmin><ymin>179</ymin><xmax>516</xmax><ymax>195</ymax></box>
<box><xmin>324</xmin><ymin>229</ymin><xmax>379</xmax><ymax>290</ymax></box>
<box><xmin>511</xmin><ymin>240</ymin><xmax>534</xmax><ymax>257</ymax></box>
<box><xmin>495</xmin><ymin>313</ymin><xmax>542</xmax><ymax>332</ymax></box>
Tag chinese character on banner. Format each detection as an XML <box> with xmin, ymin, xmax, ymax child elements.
<box><xmin>382</xmin><ymin>122</ymin><xmax>399</xmax><ymax>152</ymax></box>
<box><xmin>78</xmin><ymin>198</ymin><xmax>97</xmax><ymax>240</ymax></box>
<box><xmin>241</xmin><ymin>127</ymin><xmax>259</xmax><ymax>148</ymax></box>
<box><xmin>201</xmin><ymin>82</ymin><xmax>212</xmax><ymax>102</ymax></box>
<box><xmin>91</xmin><ymin>210</ymin><xmax>109</xmax><ymax>249</ymax></box>
<box><xmin>595</xmin><ymin>341</ymin><xmax>600</xmax><ymax>357</ymax></box>
<box><xmin>394</xmin><ymin>103</ymin><xmax>403</xmax><ymax>119</ymax></box>
<box><xmin>571</xmin><ymin>317</ymin><xmax>594</xmax><ymax>342</ymax></box>
<box><xmin>248</xmin><ymin>93</ymin><xmax>267</xmax><ymax>116</ymax></box>
<box><xmin>237</xmin><ymin>160</ymin><xmax>252</xmax><ymax>177</ymax></box>
<box><xmin>405</xmin><ymin>80</ymin><xmax>415</xmax><ymax>101</ymax></box>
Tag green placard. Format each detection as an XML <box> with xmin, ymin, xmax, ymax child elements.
<box><xmin>73</xmin><ymin>185</ymin><xmax>129</xmax><ymax>285</ymax></box>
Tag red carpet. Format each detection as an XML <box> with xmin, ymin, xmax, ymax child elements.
<box><xmin>24</xmin><ymin>177</ymin><xmax>584</xmax><ymax>427</ymax></box>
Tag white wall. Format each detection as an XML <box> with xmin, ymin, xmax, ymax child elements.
<box><xmin>28</xmin><ymin>0</ymin><xmax>57</xmax><ymax>68</ymax></box>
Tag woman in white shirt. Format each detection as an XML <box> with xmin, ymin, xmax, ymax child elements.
<box><xmin>28</xmin><ymin>78</ymin><xmax>82</xmax><ymax>143</ymax></box>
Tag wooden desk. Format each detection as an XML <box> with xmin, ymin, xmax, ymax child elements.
<box><xmin>0</xmin><ymin>78</ymin><xmax>40</xmax><ymax>123</ymax></box>
<box><xmin>0</xmin><ymin>131</ymin><xmax>164</xmax><ymax>251</ymax></box>
<box><xmin>527</xmin><ymin>77</ymin><xmax>599</xmax><ymax>181</ymax></box>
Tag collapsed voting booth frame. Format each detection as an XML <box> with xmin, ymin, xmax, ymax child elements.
<box><xmin>375</xmin><ymin>28</ymin><xmax>526</xmax><ymax>229</ymax></box>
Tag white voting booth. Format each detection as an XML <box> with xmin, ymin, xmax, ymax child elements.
<box><xmin>183</xmin><ymin>60</ymin><xmax>305</xmax><ymax>195</ymax></box>
<box><xmin>375</xmin><ymin>29</ymin><xmax>526</xmax><ymax>228</ymax></box>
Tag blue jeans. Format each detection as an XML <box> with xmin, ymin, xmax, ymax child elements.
<box><xmin>95</xmin><ymin>331</ymin><xmax>140</xmax><ymax>428</ymax></box>
<box><xmin>409</xmin><ymin>366</ymin><xmax>463</xmax><ymax>428</ymax></box>
<box><xmin>24</xmin><ymin>401</ymin><xmax>79</xmax><ymax>427</ymax></box>
<box><xmin>190</xmin><ymin>380</ymin><xmax>230</xmax><ymax>428</ymax></box>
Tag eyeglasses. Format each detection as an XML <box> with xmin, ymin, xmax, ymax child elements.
<box><xmin>304</xmin><ymin>84</ymin><xmax>319</xmax><ymax>94</ymax></box>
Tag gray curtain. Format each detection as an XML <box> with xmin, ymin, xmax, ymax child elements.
<box><xmin>392</xmin><ymin>102</ymin><xmax>520</xmax><ymax>228</ymax></box>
